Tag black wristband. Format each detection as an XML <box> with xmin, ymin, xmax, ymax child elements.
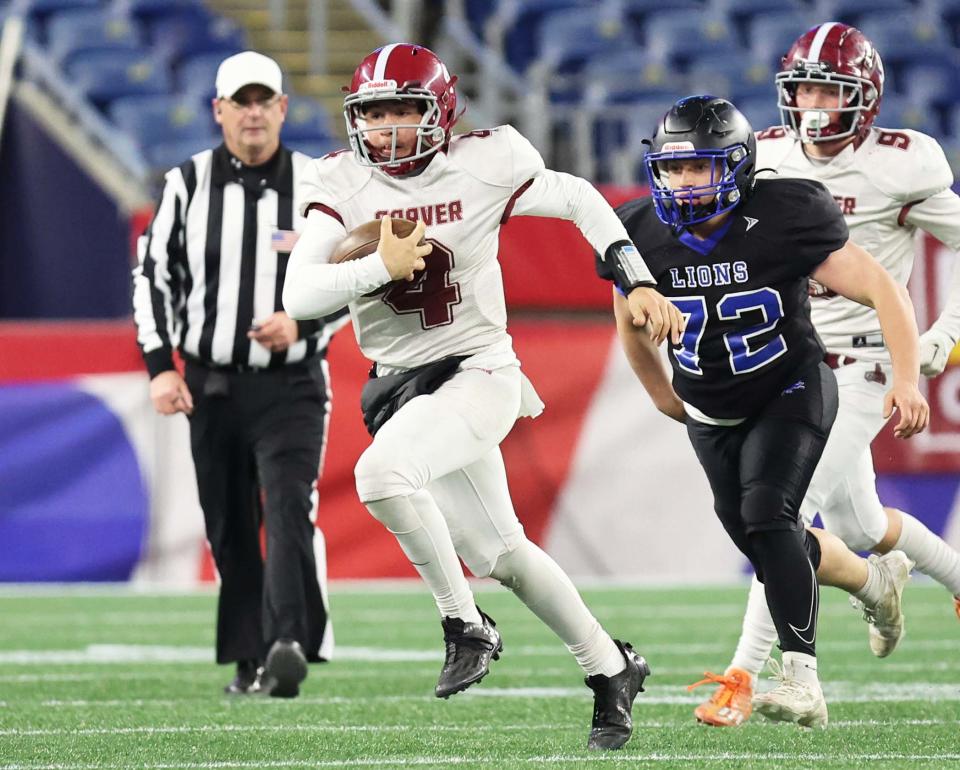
<box><xmin>604</xmin><ymin>240</ymin><xmax>654</xmax><ymax>292</ymax></box>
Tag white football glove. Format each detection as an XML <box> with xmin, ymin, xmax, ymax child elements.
<box><xmin>918</xmin><ymin>327</ymin><xmax>956</xmax><ymax>377</ymax></box>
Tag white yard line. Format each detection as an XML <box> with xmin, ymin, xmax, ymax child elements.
<box><xmin>2</xmin><ymin>718</ymin><xmax>956</xmax><ymax>738</ymax></box>
<box><xmin>3</xmin><ymin>753</ymin><xmax>960</xmax><ymax>769</ymax></box>
<box><xmin>21</xmin><ymin>681</ymin><xmax>960</xmax><ymax>708</ymax></box>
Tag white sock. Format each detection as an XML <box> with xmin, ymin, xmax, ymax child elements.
<box><xmin>782</xmin><ymin>651</ymin><xmax>819</xmax><ymax>687</ymax></box>
<box><xmin>489</xmin><ymin>540</ymin><xmax>624</xmax><ymax>676</ymax></box>
<box><xmin>853</xmin><ymin>556</ymin><xmax>884</xmax><ymax>608</ymax></box>
<box><xmin>894</xmin><ymin>511</ymin><xmax>960</xmax><ymax>596</ymax></box>
<box><xmin>365</xmin><ymin>491</ymin><xmax>481</xmax><ymax>624</ymax></box>
<box><xmin>729</xmin><ymin>575</ymin><xmax>778</xmax><ymax>683</ymax></box>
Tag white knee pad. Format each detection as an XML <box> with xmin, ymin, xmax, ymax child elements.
<box><xmin>354</xmin><ymin>443</ymin><xmax>423</xmax><ymax>503</ymax></box>
<box><xmin>486</xmin><ymin>536</ymin><xmax>533</xmax><ymax>585</ymax></box>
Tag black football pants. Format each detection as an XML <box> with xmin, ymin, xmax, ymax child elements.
<box><xmin>686</xmin><ymin>362</ymin><xmax>839</xmax><ymax>656</ymax></box>
<box><xmin>185</xmin><ymin>359</ymin><xmax>330</xmax><ymax>664</ymax></box>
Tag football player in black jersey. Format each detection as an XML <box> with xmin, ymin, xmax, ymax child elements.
<box><xmin>600</xmin><ymin>96</ymin><xmax>929</xmax><ymax>727</ymax></box>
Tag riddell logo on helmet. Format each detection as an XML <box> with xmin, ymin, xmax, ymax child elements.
<box><xmin>662</xmin><ymin>142</ymin><xmax>696</xmax><ymax>151</ymax></box>
<box><xmin>359</xmin><ymin>80</ymin><xmax>398</xmax><ymax>93</ymax></box>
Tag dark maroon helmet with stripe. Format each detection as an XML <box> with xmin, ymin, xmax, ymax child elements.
<box><xmin>776</xmin><ymin>22</ymin><xmax>884</xmax><ymax>144</ymax></box>
<box><xmin>343</xmin><ymin>44</ymin><xmax>459</xmax><ymax>175</ymax></box>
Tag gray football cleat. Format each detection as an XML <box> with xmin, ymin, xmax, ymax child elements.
<box><xmin>435</xmin><ymin>608</ymin><xmax>502</xmax><ymax>699</ymax></box>
<box><xmin>585</xmin><ymin>640</ymin><xmax>650</xmax><ymax>750</ymax></box>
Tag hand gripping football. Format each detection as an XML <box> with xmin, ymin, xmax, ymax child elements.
<box><xmin>330</xmin><ymin>217</ymin><xmax>421</xmax><ymax>263</ymax></box>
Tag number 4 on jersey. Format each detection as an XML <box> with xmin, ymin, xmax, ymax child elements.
<box><xmin>383</xmin><ymin>239</ymin><xmax>462</xmax><ymax>328</ymax></box>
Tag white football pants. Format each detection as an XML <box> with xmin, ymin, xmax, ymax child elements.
<box><xmin>354</xmin><ymin>365</ymin><xmax>625</xmax><ymax>675</ymax></box>
<box><xmin>799</xmin><ymin>360</ymin><xmax>891</xmax><ymax>550</ymax></box>
<box><xmin>354</xmin><ymin>365</ymin><xmax>530</xmax><ymax>575</ymax></box>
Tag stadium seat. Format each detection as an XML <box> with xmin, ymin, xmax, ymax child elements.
<box><xmin>877</xmin><ymin>95</ymin><xmax>943</xmax><ymax>136</ymax></box>
<box><xmin>121</xmin><ymin>0</ymin><xmax>210</xmax><ymax>23</ymax></box>
<box><xmin>145</xmin><ymin>134</ymin><xmax>221</xmax><ymax>172</ymax></box>
<box><xmin>464</xmin><ymin>0</ymin><xmax>497</xmax><ymax>39</ymax></box>
<box><xmin>67</xmin><ymin>50</ymin><xmax>172</xmax><ymax>108</ymax></box>
<box><xmin>858</xmin><ymin>12</ymin><xmax>956</xmax><ymax>68</ymax></box>
<box><xmin>748</xmin><ymin>12</ymin><xmax>814</xmax><ymax>67</ymax></box>
<box><xmin>643</xmin><ymin>13</ymin><xmax>741</xmax><ymax>68</ymax></box>
<box><xmin>733</xmin><ymin>95</ymin><xmax>782</xmax><ymax>132</ymax></box>
<box><xmin>175</xmin><ymin>51</ymin><xmax>232</xmax><ymax>100</ymax></box>
<box><xmin>711</xmin><ymin>0</ymin><xmax>806</xmax><ymax>46</ymax></box>
<box><xmin>109</xmin><ymin>93</ymin><xmax>213</xmax><ymax>149</ymax></box>
<box><xmin>813</xmin><ymin>0</ymin><xmax>913</xmax><ymax>27</ymax></box>
<box><xmin>500</xmin><ymin>0</ymin><xmax>593</xmax><ymax>73</ymax></box>
<box><xmin>898</xmin><ymin>63</ymin><xmax>960</xmax><ymax>111</ymax></box>
<box><xmin>149</xmin><ymin>12</ymin><xmax>245</xmax><ymax>64</ymax></box>
<box><xmin>282</xmin><ymin>97</ymin><xmax>336</xmax><ymax>142</ymax></box>
<box><xmin>46</xmin><ymin>11</ymin><xmax>141</xmax><ymax>67</ymax></box>
<box><xmin>19</xmin><ymin>0</ymin><xmax>99</xmax><ymax>23</ymax></box>
<box><xmin>622</xmin><ymin>0</ymin><xmax>703</xmax><ymax>26</ymax></box>
<box><xmin>535</xmin><ymin>10</ymin><xmax>637</xmax><ymax>75</ymax></box>
<box><xmin>686</xmin><ymin>55</ymin><xmax>774</xmax><ymax>103</ymax></box>
<box><xmin>581</xmin><ymin>50</ymin><xmax>678</xmax><ymax>107</ymax></box>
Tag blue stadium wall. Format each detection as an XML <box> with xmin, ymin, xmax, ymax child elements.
<box><xmin>0</xmin><ymin>97</ymin><xmax>134</xmax><ymax>319</ymax></box>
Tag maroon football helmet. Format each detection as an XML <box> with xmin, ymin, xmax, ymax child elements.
<box><xmin>777</xmin><ymin>22</ymin><xmax>884</xmax><ymax>144</ymax></box>
<box><xmin>343</xmin><ymin>44</ymin><xmax>459</xmax><ymax>175</ymax></box>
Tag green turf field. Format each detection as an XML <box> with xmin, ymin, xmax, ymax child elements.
<box><xmin>0</xmin><ymin>582</ymin><xmax>957</xmax><ymax>769</ymax></box>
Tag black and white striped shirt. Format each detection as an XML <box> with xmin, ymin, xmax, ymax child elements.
<box><xmin>133</xmin><ymin>143</ymin><xmax>346</xmax><ymax>377</ymax></box>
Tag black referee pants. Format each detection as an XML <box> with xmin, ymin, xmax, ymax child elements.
<box><xmin>185</xmin><ymin>358</ymin><xmax>330</xmax><ymax>664</ymax></box>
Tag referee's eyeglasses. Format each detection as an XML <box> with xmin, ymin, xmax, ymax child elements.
<box><xmin>221</xmin><ymin>94</ymin><xmax>283</xmax><ymax>112</ymax></box>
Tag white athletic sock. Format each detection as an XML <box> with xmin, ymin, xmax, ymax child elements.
<box><xmin>894</xmin><ymin>511</ymin><xmax>960</xmax><ymax>596</ymax></box>
<box><xmin>365</xmin><ymin>491</ymin><xmax>481</xmax><ymax>624</ymax></box>
<box><xmin>489</xmin><ymin>540</ymin><xmax>624</xmax><ymax>676</ymax></box>
<box><xmin>729</xmin><ymin>575</ymin><xmax>778</xmax><ymax>683</ymax></box>
<box><xmin>853</xmin><ymin>556</ymin><xmax>885</xmax><ymax>608</ymax></box>
<box><xmin>781</xmin><ymin>651</ymin><xmax>820</xmax><ymax>687</ymax></box>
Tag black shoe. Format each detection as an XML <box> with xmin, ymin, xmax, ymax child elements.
<box><xmin>223</xmin><ymin>659</ymin><xmax>259</xmax><ymax>695</ymax></box>
<box><xmin>250</xmin><ymin>639</ymin><xmax>308</xmax><ymax>698</ymax></box>
<box><xmin>435</xmin><ymin>608</ymin><xmax>503</xmax><ymax>699</ymax></box>
<box><xmin>585</xmin><ymin>640</ymin><xmax>650</xmax><ymax>750</ymax></box>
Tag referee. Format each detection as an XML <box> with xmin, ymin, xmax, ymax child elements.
<box><xmin>132</xmin><ymin>51</ymin><xmax>344</xmax><ymax>698</ymax></box>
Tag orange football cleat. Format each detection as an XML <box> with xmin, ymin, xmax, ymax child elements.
<box><xmin>689</xmin><ymin>668</ymin><xmax>754</xmax><ymax>727</ymax></box>
<box><xmin>954</xmin><ymin>595</ymin><xmax>960</xmax><ymax>621</ymax></box>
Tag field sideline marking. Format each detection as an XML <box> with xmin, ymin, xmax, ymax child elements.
<box><xmin>4</xmin><ymin>753</ymin><xmax>960</xmax><ymax>769</ymax></box>
<box><xmin>19</xmin><ymin>681</ymin><xmax>960</xmax><ymax>709</ymax></box>
<box><xmin>3</xmin><ymin>638</ymin><xmax>960</xmax><ymax>667</ymax></box>
<box><xmin>2</xmin><ymin>718</ymin><xmax>957</xmax><ymax>738</ymax></box>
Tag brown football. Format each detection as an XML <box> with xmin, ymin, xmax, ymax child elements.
<box><xmin>330</xmin><ymin>217</ymin><xmax>420</xmax><ymax>263</ymax></box>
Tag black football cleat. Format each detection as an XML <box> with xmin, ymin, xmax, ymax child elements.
<box><xmin>434</xmin><ymin>608</ymin><xmax>503</xmax><ymax>699</ymax></box>
<box><xmin>223</xmin><ymin>659</ymin><xmax>259</xmax><ymax>694</ymax></box>
<box><xmin>250</xmin><ymin>639</ymin><xmax>308</xmax><ymax>698</ymax></box>
<box><xmin>585</xmin><ymin>640</ymin><xmax>650</xmax><ymax>750</ymax></box>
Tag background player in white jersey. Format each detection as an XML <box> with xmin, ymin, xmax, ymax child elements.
<box><xmin>692</xmin><ymin>22</ymin><xmax>960</xmax><ymax>728</ymax></box>
<box><xmin>283</xmin><ymin>44</ymin><xmax>683</xmax><ymax>750</ymax></box>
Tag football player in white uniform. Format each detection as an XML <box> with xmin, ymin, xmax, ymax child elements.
<box><xmin>692</xmin><ymin>22</ymin><xmax>960</xmax><ymax>728</ymax></box>
<box><xmin>283</xmin><ymin>44</ymin><xmax>683</xmax><ymax>750</ymax></box>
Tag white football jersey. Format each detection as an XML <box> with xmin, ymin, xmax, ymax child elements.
<box><xmin>755</xmin><ymin>125</ymin><xmax>960</xmax><ymax>362</ymax></box>
<box><xmin>295</xmin><ymin>125</ymin><xmax>637</xmax><ymax>370</ymax></box>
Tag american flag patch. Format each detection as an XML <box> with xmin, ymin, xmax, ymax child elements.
<box><xmin>271</xmin><ymin>229</ymin><xmax>300</xmax><ymax>252</ymax></box>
